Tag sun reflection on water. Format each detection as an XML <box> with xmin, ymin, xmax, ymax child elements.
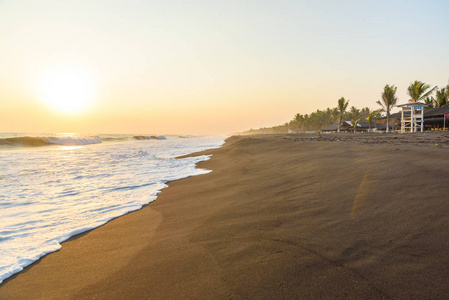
<box><xmin>59</xmin><ymin>145</ymin><xmax>83</xmax><ymax>151</ymax></box>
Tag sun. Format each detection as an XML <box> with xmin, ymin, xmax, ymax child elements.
<box><xmin>37</xmin><ymin>67</ymin><xmax>95</xmax><ymax>114</ymax></box>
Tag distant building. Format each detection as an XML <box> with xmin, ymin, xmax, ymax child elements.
<box><xmin>422</xmin><ymin>107</ymin><xmax>449</xmax><ymax>130</ymax></box>
<box><xmin>375</xmin><ymin>112</ymin><xmax>402</xmax><ymax>132</ymax></box>
<box><xmin>375</xmin><ymin>106</ymin><xmax>449</xmax><ymax>132</ymax></box>
<box><xmin>397</xmin><ymin>102</ymin><xmax>429</xmax><ymax>133</ymax></box>
<box><xmin>322</xmin><ymin>121</ymin><xmax>374</xmax><ymax>132</ymax></box>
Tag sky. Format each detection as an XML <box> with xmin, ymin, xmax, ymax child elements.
<box><xmin>1</xmin><ymin>0</ymin><xmax>448</xmax><ymax>135</ymax></box>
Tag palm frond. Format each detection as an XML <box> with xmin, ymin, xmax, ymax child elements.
<box><xmin>376</xmin><ymin>100</ymin><xmax>385</xmax><ymax>109</ymax></box>
<box><xmin>419</xmin><ymin>85</ymin><xmax>438</xmax><ymax>101</ymax></box>
<box><xmin>407</xmin><ymin>80</ymin><xmax>437</xmax><ymax>102</ymax></box>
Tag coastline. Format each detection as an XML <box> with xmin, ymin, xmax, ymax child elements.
<box><xmin>0</xmin><ymin>135</ymin><xmax>224</xmax><ymax>285</ymax></box>
<box><xmin>2</xmin><ymin>133</ymin><xmax>449</xmax><ymax>298</ymax></box>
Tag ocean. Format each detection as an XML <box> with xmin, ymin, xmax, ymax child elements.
<box><xmin>0</xmin><ymin>133</ymin><xmax>225</xmax><ymax>284</ymax></box>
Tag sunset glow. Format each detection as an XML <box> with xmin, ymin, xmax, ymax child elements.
<box><xmin>37</xmin><ymin>68</ymin><xmax>95</xmax><ymax>114</ymax></box>
<box><xmin>0</xmin><ymin>0</ymin><xmax>448</xmax><ymax>135</ymax></box>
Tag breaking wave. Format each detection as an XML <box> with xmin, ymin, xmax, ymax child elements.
<box><xmin>0</xmin><ymin>134</ymin><xmax>174</xmax><ymax>148</ymax></box>
<box><xmin>0</xmin><ymin>136</ymin><xmax>102</xmax><ymax>147</ymax></box>
<box><xmin>133</xmin><ymin>135</ymin><xmax>167</xmax><ymax>140</ymax></box>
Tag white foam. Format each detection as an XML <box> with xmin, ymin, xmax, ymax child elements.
<box><xmin>0</xmin><ymin>135</ymin><xmax>225</xmax><ymax>284</ymax></box>
<box><xmin>43</xmin><ymin>136</ymin><xmax>102</xmax><ymax>145</ymax></box>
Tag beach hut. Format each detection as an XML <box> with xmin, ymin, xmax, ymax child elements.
<box><xmin>321</xmin><ymin>121</ymin><xmax>362</xmax><ymax>132</ymax></box>
<box><xmin>322</xmin><ymin>123</ymin><xmax>341</xmax><ymax>132</ymax></box>
<box><xmin>375</xmin><ymin>112</ymin><xmax>402</xmax><ymax>132</ymax></box>
<box><xmin>376</xmin><ymin>107</ymin><xmax>449</xmax><ymax>132</ymax></box>
<box><xmin>354</xmin><ymin>121</ymin><xmax>375</xmax><ymax>132</ymax></box>
<box><xmin>422</xmin><ymin>107</ymin><xmax>449</xmax><ymax>130</ymax></box>
<box><xmin>344</xmin><ymin>120</ymin><xmax>369</xmax><ymax>132</ymax></box>
<box><xmin>396</xmin><ymin>102</ymin><xmax>430</xmax><ymax>133</ymax></box>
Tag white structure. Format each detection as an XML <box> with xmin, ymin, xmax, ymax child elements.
<box><xmin>397</xmin><ymin>102</ymin><xmax>430</xmax><ymax>133</ymax></box>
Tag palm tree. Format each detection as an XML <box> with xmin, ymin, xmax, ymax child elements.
<box><xmin>424</xmin><ymin>96</ymin><xmax>436</xmax><ymax>108</ymax></box>
<box><xmin>337</xmin><ymin>97</ymin><xmax>349</xmax><ymax>133</ymax></box>
<box><xmin>446</xmin><ymin>81</ymin><xmax>449</xmax><ymax>99</ymax></box>
<box><xmin>360</xmin><ymin>107</ymin><xmax>371</xmax><ymax>120</ymax></box>
<box><xmin>366</xmin><ymin>110</ymin><xmax>381</xmax><ymax>132</ymax></box>
<box><xmin>435</xmin><ymin>88</ymin><xmax>448</xmax><ymax>108</ymax></box>
<box><xmin>407</xmin><ymin>80</ymin><xmax>437</xmax><ymax>103</ymax></box>
<box><xmin>377</xmin><ymin>84</ymin><xmax>398</xmax><ymax>133</ymax></box>
<box><xmin>349</xmin><ymin>106</ymin><xmax>362</xmax><ymax>133</ymax></box>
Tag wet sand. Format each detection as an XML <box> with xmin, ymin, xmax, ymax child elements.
<box><xmin>2</xmin><ymin>133</ymin><xmax>449</xmax><ymax>299</ymax></box>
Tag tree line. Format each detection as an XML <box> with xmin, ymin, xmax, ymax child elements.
<box><xmin>244</xmin><ymin>106</ymin><xmax>381</xmax><ymax>134</ymax></box>
<box><xmin>244</xmin><ymin>80</ymin><xmax>449</xmax><ymax>134</ymax></box>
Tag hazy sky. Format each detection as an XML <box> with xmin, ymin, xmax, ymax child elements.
<box><xmin>1</xmin><ymin>0</ymin><xmax>448</xmax><ymax>135</ymax></box>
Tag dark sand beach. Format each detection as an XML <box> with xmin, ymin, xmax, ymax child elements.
<box><xmin>2</xmin><ymin>133</ymin><xmax>449</xmax><ymax>299</ymax></box>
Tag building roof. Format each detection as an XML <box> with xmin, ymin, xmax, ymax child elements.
<box><xmin>424</xmin><ymin>107</ymin><xmax>449</xmax><ymax>117</ymax></box>
<box><xmin>322</xmin><ymin>122</ymin><xmax>351</xmax><ymax>131</ymax></box>
<box><xmin>322</xmin><ymin>123</ymin><xmax>341</xmax><ymax>131</ymax></box>
<box><xmin>322</xmin><ymin>121</ymin><xmax>373</xmax><ymax>131</ymax></box>
<box><xmin>357</xmin><ymin>121</ymin><xmax>374</xmax><ymax>128</ymax></box>
<box><xmin>396</xmin><ymin>102</ymin><xmax>431</xmax><ymax>107</ymax></box>
<box><xmin>376</xmin><ymin>112</ymin><xmax>403</xmax><ymax>124</ymax></box>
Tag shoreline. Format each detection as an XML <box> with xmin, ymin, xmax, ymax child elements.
<box><xmin>2</xmin><ymin>133</ymin><xmax>449</xmax><ymax>298</ymax></box>
<box><xmin>0</xmin><ymin>135</ymin><xmax>223</xmax><ymax>286</ymax></box>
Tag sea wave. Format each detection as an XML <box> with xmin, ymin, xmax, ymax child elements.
<box><xmin>0</xmin><ymin>133</ymin><xmax>180</xmax><ymax>148</ymax></box>
<box><xmin>0</xmin><ymin>136</ymin><xmax>102</xmax><ymax>147</ymax></box>
<box><xmin>99</xmin><ymin>136</ymin><xmax>131</xmax><ymax>142</ymax></box>
<box><xmin>0</xmin><ymin>135</ymin><xmax>225</xmax><ymax>284</ymax></box>
<box><xmin>133</xmin><ymin>135</ymin><xmax>167</xmax><ymax>140</ymax></box>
